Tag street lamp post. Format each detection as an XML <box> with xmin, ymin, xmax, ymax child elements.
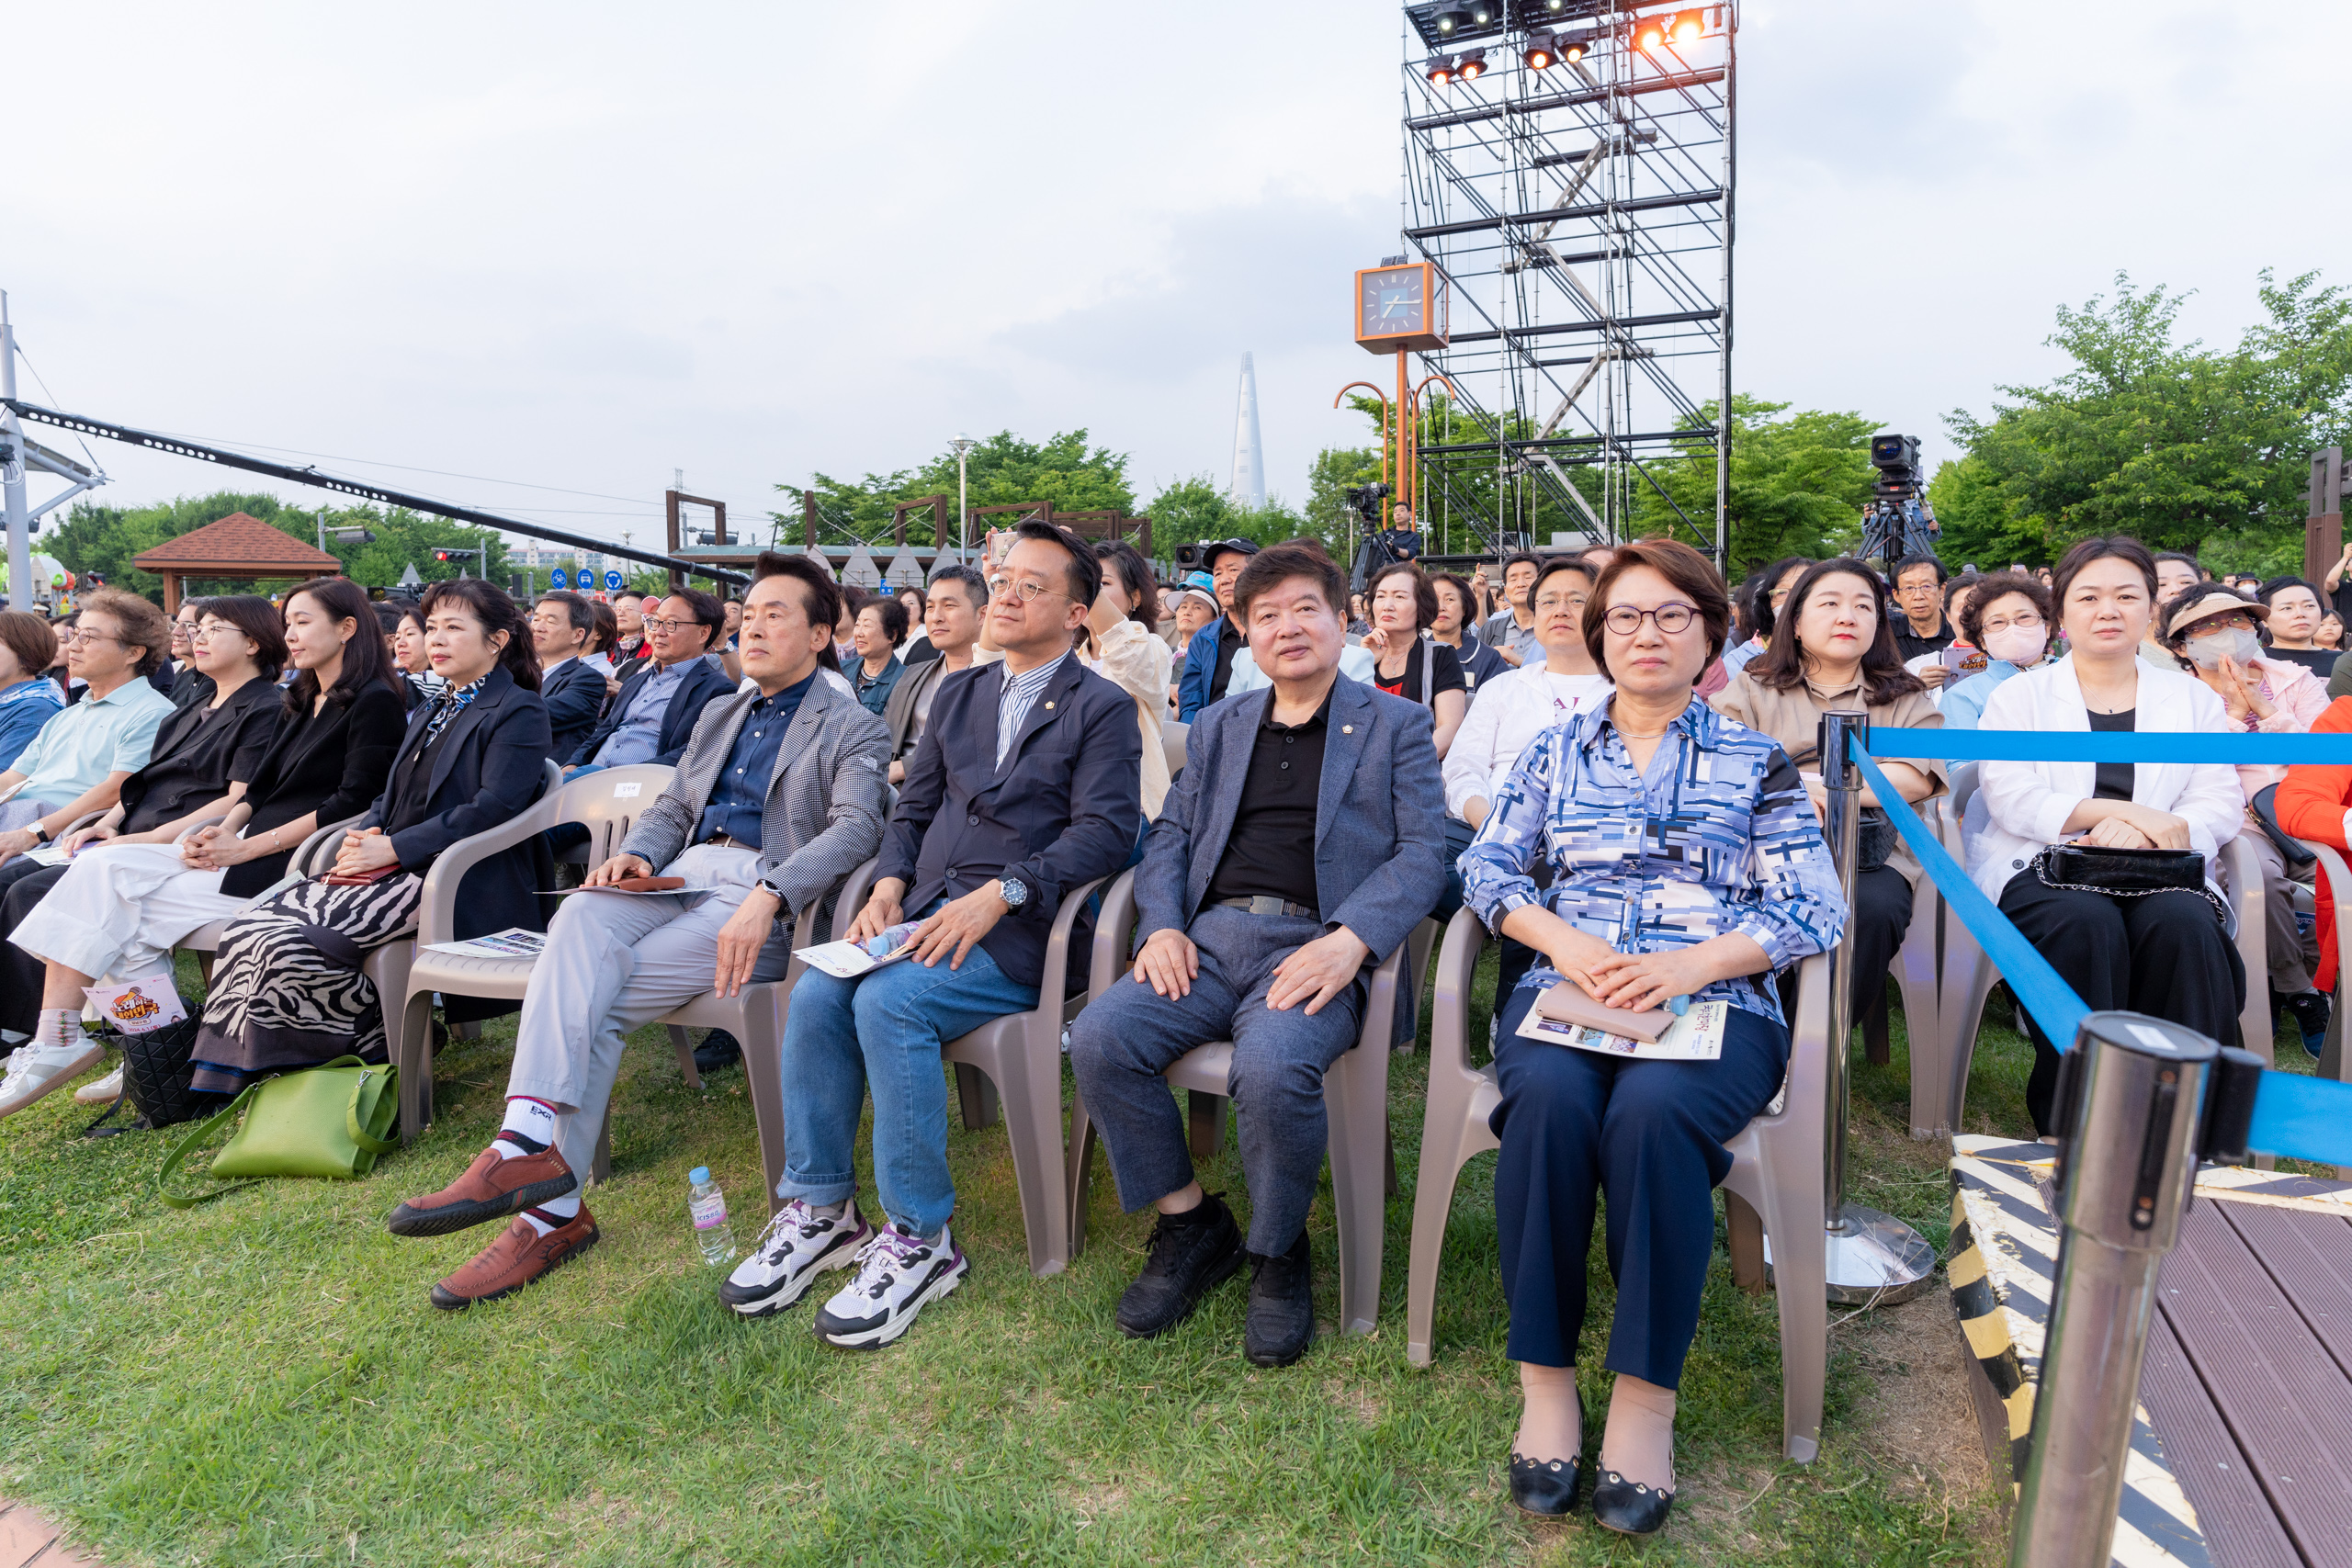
<box><xmin>952</xmin><ymin>436</ymin><xmax>975</xmax><ymax>564</ymax></box>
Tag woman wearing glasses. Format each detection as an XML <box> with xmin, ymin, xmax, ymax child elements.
<box><xmin>1939</xmin><ymin>570</ymin><xmax>2054</xmax><ymax>729</ymax></box>
<box><xmin>1459</xmin><ymin>540</ymin><xmax>1846</xmax><ymax>1534</ymax></box>
<box><xmin>1711</xmin><ymin>558</ymin><xmax>1946</xmax><ymax>1030</ymax></box>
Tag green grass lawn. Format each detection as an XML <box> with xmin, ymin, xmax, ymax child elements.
<box><xmin>0</xmin><ymin>951</ymin><xmax>2046</xmax><ymax>1567</ymax></box>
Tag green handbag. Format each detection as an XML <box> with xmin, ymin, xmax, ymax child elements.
<box><xmin>159</xmin><ymin>1055</ymin><xmax>400</xmax><ymax>1209</ymax></box>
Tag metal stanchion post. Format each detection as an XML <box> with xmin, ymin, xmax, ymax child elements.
<box><xmin>1816</xmin><ymin>712</ymin><xmax>1936</xmax><ymax>1305</ymax></box>
<box><xmin>2011</xmin><ymin>1013</ymin><xmax>2224</xmax><ymax>1568</ymax></box>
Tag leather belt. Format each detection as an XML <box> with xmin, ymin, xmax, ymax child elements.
<box><xmin>1216</xmin><ymin>896</ymin><xmax>1317</xmax><ymax>919</ymax></box>
<box><xmin>704</xmin><ymin>832</ymin><xmax>751</xmax><ymax>851</ymax></box>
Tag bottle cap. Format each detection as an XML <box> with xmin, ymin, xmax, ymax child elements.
<box><xmin>689</xmin><ymin>1166</ymin><xmax>710</xmax><ymax>1183</ymax></box>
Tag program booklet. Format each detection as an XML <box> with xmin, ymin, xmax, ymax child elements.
<box><xmin>795</xmin><ymin>920</ymin><xmax>926</xmax><ymax>979</ymax></box>
<box><xmin>422</xmin><ymin>927</ymin><xmax>549</xmax><ymax>961</ymax></box>
<box><xmin>1516</xmin><ymin>997</ymin><xmax>1729</xmax><ymax>1061</ymax></box>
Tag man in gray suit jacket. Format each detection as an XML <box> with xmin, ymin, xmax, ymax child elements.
<box><xmin>1069</xmin><ymin>542</ymin><xmax>1446</xmax><ymax>1367</ymax></box>
<box><xmin>390</xmin><ymin>552</ymin><xmax>890</xmax><ymax>1309</ymax></box>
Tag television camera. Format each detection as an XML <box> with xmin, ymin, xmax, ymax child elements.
<box><xmin>1857</xmin><ymin>434</ymin><xmax>1939</xmax><ymax>569</ymax></box>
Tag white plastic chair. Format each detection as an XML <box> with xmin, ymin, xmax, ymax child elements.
<box><xmin>1403</xmin><ymin>907</ymin><xmax>1831</xmax><ymax>1463</ymax></box>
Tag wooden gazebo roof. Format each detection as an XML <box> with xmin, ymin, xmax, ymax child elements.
<box><xmin>131</xmin><ymin>513</ymin><xmax>343</xmax><ymax>612</ymax></box>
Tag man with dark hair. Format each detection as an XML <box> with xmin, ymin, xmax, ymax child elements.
<box><xmin>756</xmin><ymin>523</ymin><xmax>1140</xmax><ymax>1347</ymax></box>
<box><xmin>883</xmin><ymin>565</ymin><xmax>988</xmax><ymax>784</ymax></box>
<box><xmin>531</xmin><ymin>590</ymin><xmax>609</xmax><ymax>763</ymax></box>
<box><xmin>390</xmin><ymin>557</ymin><xmax>891</xmax><ymax>1308</ymax></box>
<box><xmin>1887</xmin><ymin>553</ymin><xmax>1955</xmax><ymax>671</ymax></box>
<box><xmin>1478</xmin><ymin>552</ymin><xmax>1544</xmax><ymax>668</ymax></box>
<box><xmin>1175</xmin><ymin>538</ymin><xmax>1260</xmax><ymax>720</ymax></box>
<box><xmin>567</xmin><ymin>588</ymin><xmax>734</xmax><ymax>772</ymax></box>
<box><xmin>1069</xmin><ymin>540</ymin><xmax>1446</xmax><ymax>1367</ymax></box>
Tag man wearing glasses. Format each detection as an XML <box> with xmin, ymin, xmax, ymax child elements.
<box><xmin>564</xmin><ymin>588</ymin><xmax>734</xmax><ymax>773</ymax></box>
<box><xmin>749</xmin><ymin>520</ymin><xmax>1141</xmax><ymax>1348</ymax></box>
<box><xmin>0</xmin><ymin>590</ymin><xmax>174</xmax><ymax>852</ymax></box>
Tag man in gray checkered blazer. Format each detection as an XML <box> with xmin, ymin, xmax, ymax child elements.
<box><xmin>389</xmin><ymin>553</ymin><xmax>890</xmax><ymax>1309</ymax></box>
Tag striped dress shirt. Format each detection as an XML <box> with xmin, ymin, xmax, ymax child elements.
<box><xmin>996</xmin><ymin>651</ymin><xmax>1069</xmax><ymax>767</ymax></box>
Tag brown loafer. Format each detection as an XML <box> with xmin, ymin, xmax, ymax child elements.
<box><xmin>428</xmin><ymin>1210</ymin><xmax>599</xmax><ymax>1310</ymax></box>
<box><xmin>387</xmin><ymin>1145</ymin><xmax>577</xmax><ymax>1237</ymax></box>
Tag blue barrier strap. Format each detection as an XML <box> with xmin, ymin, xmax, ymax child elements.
<box><xmin>1845</xmin><ymin>735</ymin><xmax>2352</xmax><ymax>1170</ymax></box>
<box><xmin>1863</xmin><ymin>727</ymin><xmax>2352</xmax><ymax>764</ymax></box>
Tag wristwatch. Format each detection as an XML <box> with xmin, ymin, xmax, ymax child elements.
<box><xmin>998</xmin><ymin>876</ymin><xmax>1029</xmax><ymax>912</ymax></box>
<box><xmin>28</xmin><ymin>821</ymin><xmax>49</xmax><ymax>844</ymax></box>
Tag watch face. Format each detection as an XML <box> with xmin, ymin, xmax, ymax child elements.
<box><xmin>1360</xmin><ymin>266</ymin><xmax>1426</xmax><ymax>337</ymax></box>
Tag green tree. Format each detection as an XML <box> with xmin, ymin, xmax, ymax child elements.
<box><xmin>1627</xmin><ymin>398</ymin><xmax>1879</xmax><ymax>574</ymax></box>
<box><xmin>48</xmin><ymin>491</ymin><xmax>510</xmax><ymax>602</ymax></box>
<box><xmin>774</xmin><ymin>430</ymin><xmax>1136</xmax><ymax>548</ymax></box>
<box><xmin>1944</xmin><ymin>269</ymin><xmax>2352</xmax><ymax>567</ymax></box>
<box><xmin>1143</xmin><ymin>477</ymin><xmax>1312</xmax><ymax>554</ymax></box>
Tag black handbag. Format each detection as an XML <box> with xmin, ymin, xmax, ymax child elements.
<box><xmin>2249</xmin><ymin>783</ymin><xmax>2319</xmax><ymax>871</ymax></box>
<box><xmin>1855</xmin><ymin>807</ymin><xmax>1894</xmax><ymax>873</ymax></box>
<box><xmin>119</xmin><ymin>1009</ymin><xmax>229</xmax><ymax>1130</ymax></box>
<box><xmin>2032</xmin><ymin>843</ymin><xmax>2227</xmax><ymax>924</ymax></box>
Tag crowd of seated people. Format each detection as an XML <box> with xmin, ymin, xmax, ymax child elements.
<box><xmin>0</xmin><ymin>524</ymin><xmax>2321</xmax><ymax>1539</ymax></box>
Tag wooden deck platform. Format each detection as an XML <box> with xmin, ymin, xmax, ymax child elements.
<box><xmin>1948</xmin><ymin>1137</ymin><xmax>2352</xmax><ymax>1568</ymax></box>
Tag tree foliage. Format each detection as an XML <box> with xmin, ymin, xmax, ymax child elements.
<box><xmin>1939</xmin><ymin>270</ymin><xmax>2352</xmax><ymax>568</ymax></box>
<box><xmin>1141</xmin><ymin>477</ymin><xmax>1312</xmax><ymax>554</ymax></box>
<box><xmin>1629</xmin><ymin>397</ymin><xmax>1880</xmax><ymax>574</ymax></box>
<box><xmin>774</xmin><ymin>431</ymin><xmax>1136</xmax><ymax>548</ymax></box>
<box><xmin>47</xmin><ymin>491</ymin><xmax>512</xmax><ymax>602</ymax></box>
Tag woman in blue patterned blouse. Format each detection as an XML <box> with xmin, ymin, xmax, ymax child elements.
<box><xmin>1459</xmin><ymin>538</ymin><xmax>1849</xmax><ymax>1535</ymax></box>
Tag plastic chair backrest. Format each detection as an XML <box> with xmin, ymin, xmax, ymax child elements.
<box><xmin>1162</xmin><ymin>720</ymin><xmax>1188</xmax><ymax>779</ymax></box>
<box><xmin>546</xmin><ymin>764</ymin><xmax>676</xmax><ymax>867</ymax></box>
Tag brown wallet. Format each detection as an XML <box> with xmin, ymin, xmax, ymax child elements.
<box><xmin>1533</xmin><ymin>980</ymin><xmax>1672</xmax><ymax>1043</ymax></box>
<box><xmin>599</xmin><ymin>875</ymin><xmax>686</xmax><ymax>893</ymax></box>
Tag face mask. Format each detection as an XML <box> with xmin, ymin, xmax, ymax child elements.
<box><xmin>1981</xmin><ymin>624</ymin><xmax>2047</xmax><ymax>666</ymax></box>
<box><xmin>2184</xmin><ymin>626</ymin><xmax>2261</xmax><ymax>669</ymax></box>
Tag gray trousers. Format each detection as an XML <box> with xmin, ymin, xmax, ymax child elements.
<box><xmin>506</xmin><ymin>842</ymin><xmax>794</xmax><ymax>1180</ymax></box>
<box><xmin>2248</xmin><ymin>831</ymin><xmax>2321</xmax><ymax>997</ymax></box>
<box><xmin>1067</xmin><ymin>904</ymin><xmax>1367</xmax><ymax>1256</ymax></box>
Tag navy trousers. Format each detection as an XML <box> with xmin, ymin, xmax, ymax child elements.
<box><xmin>1489</xmin><ymin>981</ymin><xmax>1790</xmax><ymax>1385</ymax></box>
<box><xmin>1069</xmin><ymin>905</ymin><xmax>1368</xmax><ymax>1256</ymax></box>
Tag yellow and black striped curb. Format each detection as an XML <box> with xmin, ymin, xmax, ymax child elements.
<box><xmin>1948</xmin><ymin>1135</ymin><xmax>2210</xmax><ymax>1568</ymax></box>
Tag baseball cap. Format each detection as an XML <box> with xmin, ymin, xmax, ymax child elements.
<box><xmin>1181</xmin><ymin>570</ymin><xmax>1216</xmax><ymax>594</ymax></box>
<box><xmin>1204</xmin><ymin>538</ymin><xmax>1260</xmax><ymax>570</ymax></box>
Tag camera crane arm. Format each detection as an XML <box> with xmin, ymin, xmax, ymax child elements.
<box><xmin>1</xmin><ymin>399</ymin><xmax>747</xmax><ymax>589</ymax></box>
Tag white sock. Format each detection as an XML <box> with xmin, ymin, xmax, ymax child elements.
<box><xmin>521</xmin><ymin>1192</ymin><xmax>582</xmax><ymax>1235</ymax></box>
<box><xmin>806</xmin><ymin>1198</ymin><xmax>848</xmax><ymax>1221</ymax></box>
<box><xmin>39</xmin><ymin>1010</ymin><xmax>85</xmax><ymax>1051</ymax></box>
<box><xmin>492</xmin><ymin>1096</ymin><xmax>558</xmax><ymax>1159</ymax></box>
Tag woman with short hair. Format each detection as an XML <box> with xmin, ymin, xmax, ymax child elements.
<box><xmin>1363</xmin><ymin>560</ymin><xmax>1468</xmax><ymax>759</ymax></box>
<box><xmin>1460</xmin><ymin>538</ymin><xmax>1846</xmax><ymax>1534</ymax></box>
<box><xmin>1430</xmin><ymin>572</ymin><xmax>1509</xmax><ymax>695</ymax></box>
<box><xmin>0</xmin><ymin>611</ymin><xmax>62</xmax><ymax>773</ymax></box>
<box><xmin>1940</xmin><ymin>570</ymin><xmax>2055</xmax><ymax>729</ymax></box>
<box><xmin>1967</xmin><ymin>536</ymin><xmax>2246</xmax><ymax>1134</ymax></box>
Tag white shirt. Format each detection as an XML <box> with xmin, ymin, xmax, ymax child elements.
<box><xmin>1225</xmin><ymin>643</ymin><xmax>1376</xmax><ymax>695</ymax></box>
<box><xmin>1442</xmin><ymin>661</ymin><xmax>1612</xmax><ymax>819</ymax></box>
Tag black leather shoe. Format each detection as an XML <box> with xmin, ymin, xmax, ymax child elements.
<box><xmin>1590</xmin><ymin>1469</ymin><xmax>1675</xmax><ymax>1536</ymax></box>
<box><xmin>694</xmin><ymin>1030</ymin><xmax>743</xmax><ymax>1076</ymax></box>
<box><xmin>1508</xmin><ymin>1387</ymin><xmax>1585</xmax><ymax>1517</ymax></box>
<box><xmin>1242</xmin><ymin>1229</ymin><xmax>1315</xmax><ymax>1367</ymax></box>
<box><xmin>1115</xmin><ymin>1193</ymin><xmax>1245</xmax><ymax>1338</ymax></box>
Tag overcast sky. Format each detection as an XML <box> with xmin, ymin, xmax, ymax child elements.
<box><xmin>7</xmin><ymin>0</ymin><xmax>2348</xmax><ymax>552</ymax></box>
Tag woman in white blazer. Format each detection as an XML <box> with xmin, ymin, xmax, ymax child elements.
<box><xmin>1968</xmin><ymin>536</ymin><xmax>2246</xmax><ymax>1134</ymax></box>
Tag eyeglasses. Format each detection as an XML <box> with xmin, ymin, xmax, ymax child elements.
<box><xmin>640</xmin><ymin>616</ymin><xmax>699</xmax><ymax>635</ymax></box>
<box><xmin>60</xmin><ymin>630</ymin><xmax>129</xmax><ymax>649</ymax></box>
<box><xmin>1979</xmin><ymin>610</ymin><xmax>2045</xmax><ymax>632</ymax></box>
<box><xmin>987</xmin><ymin>573</ymin><xmax>1069</xmax><ymax>605</ymax></box>
<box><xmin>1532</xmin><ymin>592</ymin><xmax>1589</xmax><ymax>615</ymax></box>
<box><xmin>1603</xmin><ymin>603</ymin><xmax>1698</xmax><ymax>636</ymax></box>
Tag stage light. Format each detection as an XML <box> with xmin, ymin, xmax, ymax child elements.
<box><xmin>1432</xmin><ymin>7</ymin><xmax>1467</xmax><ymax>35</ymax></box>
<box><xmin>1466</xmin><ymin>1</ymin><xmax>1495</xmax><ymax>22</ymax></box>
<box><xmin>1671</xmin><ymin>9</ymin><xmax>1703</xmax><ymax>45</ymax></box>
<box><xmin>1635</xmin><ymin>17</ymin><xmax>1665</xmax><ymax>50</ymax></box>
<box><xmin>1559</xmin><ymin>30</ymin><xmax>1590</xmax><ymax>62</ymax></box>
<box><xmin>1542</xmin><ymin>0</ymin><xmax>1567</xmax><ymax>11</ymax></box>
<box><xmin>1456</xmin><ymin>47</ymin><xmax>1487</xmax><ymax>81</ymax></box>
<box><xmin>1426</xmin><ymin>54</ymin><xmax>1456</xmax><ymax>84</ymax></box>
<box><xmin>1523</xmin><ymin>31</ymin><xmax>1557</xmax><ymax>71</ymax></box>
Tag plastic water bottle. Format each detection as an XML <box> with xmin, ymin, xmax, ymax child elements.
<box><xmin>687</xmin><ymin>1167</ymin><xmax>737</xmax><ymax>1266</ymax></box>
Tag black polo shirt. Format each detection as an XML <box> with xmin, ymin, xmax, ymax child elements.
<box><xmin>1892</xmin><ymin>615</ymin><xmax>1954</xmax><ymax>661</ymax></box>
<box><xmin>1204</xmin><ymin>686</ymin><xmax>1330</xmax><ymax>912</ymax></box>
<box><xmin>1205</xmin><ymin>616</ymin><xmax>1247</xmax><ymax>705</ymax></box>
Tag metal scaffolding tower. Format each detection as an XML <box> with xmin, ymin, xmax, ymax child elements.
<box><xmin>1400</xmin><ymin>1</ymin><xmax>1735</xmax><ymax>561</ymax></box>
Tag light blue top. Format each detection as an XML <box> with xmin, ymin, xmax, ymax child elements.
<box><xmin>0</xmin><ymin>678</ymin><xmax>64</xmax><ymax>773</ymax></box>
<box><xmin>593</xmin><ymin>659</ymin><xmax>687</xmax><ymax>768</ymax></box>
<box><xmin>7</xmin><ymin>676</ymin><xmax>175</xmax><ymax>809</ymax></box>
<box><xmin>1722</xmin><ymin>635</ymin><xmax>1767</xmax><ymax>677</ymax></box>
<box><xmin>1939</xmin><ymin>660</ymin><xmax>2028</xmax><ymax>729</ymax></box>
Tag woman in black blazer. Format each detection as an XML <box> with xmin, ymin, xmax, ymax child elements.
<box><xmin>191</xmin><ymin>580</ymin><xmax>551</xmax><ymax>1091</ymax></box>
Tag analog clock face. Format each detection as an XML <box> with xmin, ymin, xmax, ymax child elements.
<box><xmin>1361</xmin><ymin>267</ymin><xmax>1425</xmax><ymax>336</ymax></box>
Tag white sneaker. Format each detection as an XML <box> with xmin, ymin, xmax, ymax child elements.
<box><xmin>813</xmin><ymin>1220</ymin><xmax>969</xmax><ymax>1349</ymax></box>
<box><xmin>718</xmin><ymin>1198</ymin><xmax>872</xmax><ymax>1317</ymax></box>
<box><xmin>74</xmin><ymin>1065</ymin><xmax>124</xmax><ymax>1105</ymax></box>
<box><xmin>0</xmin><ymin>1038</ymin><xmax>107</xmax><ymax>1119</ymax></box>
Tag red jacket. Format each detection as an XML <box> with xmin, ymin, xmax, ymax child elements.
<box><xmin>2271</xmin><ymin>695</ymin><xmax>2352</xmax><ymax>992</ymax></box>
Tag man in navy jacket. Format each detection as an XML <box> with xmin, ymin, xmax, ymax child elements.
<box><xmin>1069</xmin><ymin>541</ymin><xmax>1445</xmax><ymax>1367</ymax></box>
<box><xmin>531</xmin><ymin>591</ymin><xmax>609</xmax><ymax>765</ymax></box>
<box><xmin>773</xmin><ymin>521</ymin><xmax>1142</xmax><ymax>1350</ymax></box>
<box><xmin>566</xmin><ymin>589</ymin><xmax>733</xmax><ymax>771</ymax></box>
<box><xmin>1174</xmin><ymin>538</ymin><xmax>1258</xmax><ymax>721</ymax></box>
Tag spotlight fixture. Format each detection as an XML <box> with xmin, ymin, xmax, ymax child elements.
<box><xmin>1456</xmin><ymin>46</ymin><xmax>1488</xmax><ymax>81</ymax></box>
<box><xmin>1559</xmin><ymin>29</ymin><xmax>1592</xmax><ymax>62</ymax></box>
<box><xmin>1523</xmin><ymin>31</ymin><xmax>1557</xmax><ymax>71</ymax></box>
<box><xmin>1670</xmin><ymin>8</ymin><xmax>1704</xmax><ymax>45</ymax></box>
<box><xmin>1466</xmin><ymin>1</ymin><xmax>1496</xmax><ymax>22</ymax></box>
<box><xmin>1635</xmin><ymin>16</ymin><xmax>1665</xmax><ymax>50</ymax></box>
<box><xmin>1542</xmin><ymin>0</ymin><xmax>1567</xmax><ymax>10</ymax></box>
<box><xmin>1426</xmin><ymin>53</ymin><xmax>1457</xmax><ymax>84</ymax></box>
<box><xmin>1432</xmin><ymin>6</ymin><xmax>1468</xmax><ymax>35</ymax></box>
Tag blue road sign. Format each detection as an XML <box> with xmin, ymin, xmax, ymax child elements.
<box><xmin>548</xmin><ymin>567</ymin><xmax>569</xmax><ymax>589</ymax></box>
<box><xmin>605</xmin><ymin>570</ymin><xmax>625</xmax><ymax>591</ymax></box>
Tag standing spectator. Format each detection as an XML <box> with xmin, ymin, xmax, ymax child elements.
<box><xmin>1478</xmin><ymin>552</ymin><xmax>1544</xmax><ymax>668</ymax></box>
<box><xmin>1175</xmin><ymin>540</ymin><xmax>1260</xmax><ymax>720</ymax></box>
<box><xmin>1430</xmin><ymin>573</ymin><xmax>1508</xmax><ymax>697</ymax></box>
<box><xmin>187</xmin><ymin>580</ymin><xmax>553</xmax><ymax>1094</ymax></box>
<box><xmin>1086</xmin><ymin>539</ymin><xmax>1175</xmax><ymax>822</ymax></box>
<box><xmin>1458</xmin><ymin>539</ymin><xmax>1846</xmax><ymax>1532</ymax></box>
<box><xmin>884</xmin><ymin>567</ymin><xmax>986</xmax><ymax>786</ymax></box>
<box><xmin>1713</xmin><ymin>558</ymin><xmax>1946</xmax><ymax>1028</ymax></box>
<box><xmin>2255</xmin><ymin>576</ymin><xmax>2336</xmax><ymax>677</ymax></box>
<box><xmin>0</xmin><ymin>613</ymin><xmax>61</xmax><ymax>773</ymax></box>
<box><xmin>0</xmin><ymin>590</ymin><xmax>174</xmax><ymax>841</ymax></box>
<box><xmin>1362</xmin><ymin>561</ymin><xmax>1468</xmax><ymax>759</ymax></box>
<box><xmin>566</xmin><ymin>589</ymin><xmax>734</xmax><ymax>772</ymax></box>
<box><xmin>1720</xmin><ymin>556</ymin><xmax>1812</xmax><ymax>678</ymax></box>
<box><xmin>1966</xmin><ymin>537</ymin><xmax>2246</xmax><ymax>1135</ymax></box>
<box><xmin>770</xmin><ymin>522</ymin><xmax>1139</xmax><ymax>1348</ymax></box>
<box><xmin>1068</xmin><ymin>540</ymin><xmax>1444</xmax><ymax>1368</ymax></box>
<box><xmin>1940</xmin><ymin>570</ymin><xmax>2054</xmax><ymax>729</ymax></box>
<box><xmin>850</xmin><ymin>598</ymin><xmax>908</xmax><ymax>716</ymax></box>
<box><xmin>530</xmin><ymin>591</ymin><xmax>608</xmax><ymax>764</ymax></box>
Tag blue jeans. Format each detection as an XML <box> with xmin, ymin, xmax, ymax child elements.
<box><xmin>775</xmin><ymin>907</ymin><xmax>1037</xmax><ymax>1236</ymax></box>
